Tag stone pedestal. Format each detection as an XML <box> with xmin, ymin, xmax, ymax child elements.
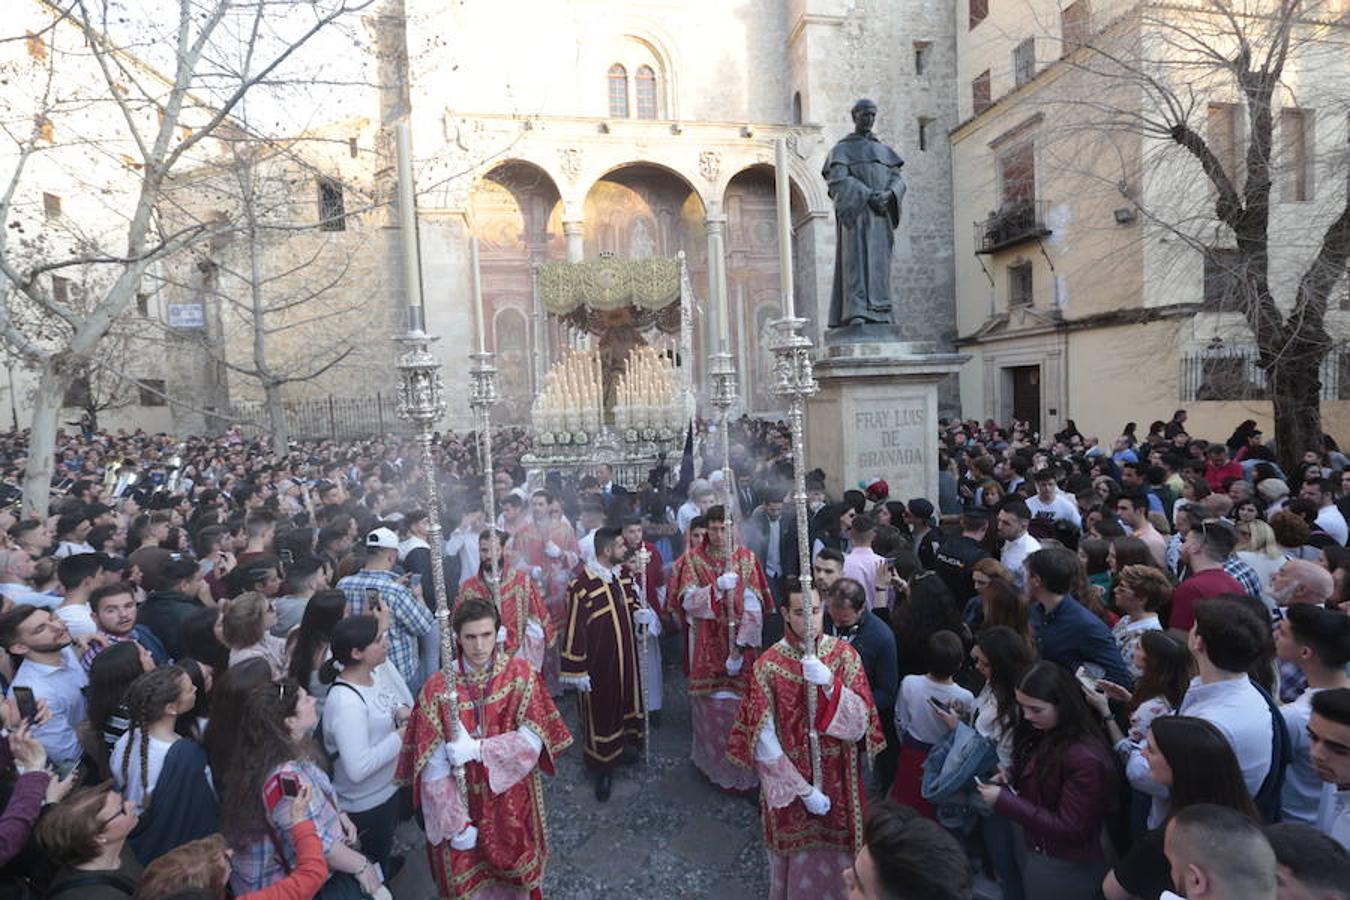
<box><xmin>806</xmin><ymin>326</ymin><xmax>967</xmax><ymax>505</ymax></box>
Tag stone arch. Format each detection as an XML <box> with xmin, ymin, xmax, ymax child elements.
<box><xmin>581</xmin><ymin>162</ymin><xmax>709</xmax><ymax>386</ymax></box>
<box><xmin>722</xmin><ymin>165</ymin><xmax>813</xmax><ymax>413</ymax></box>
<box><xmin>469</xmin><ymin>161</ymin><xmax>564</xmax><ymax>422</ymax></box>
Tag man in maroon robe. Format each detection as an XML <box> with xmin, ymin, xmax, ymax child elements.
<box><xmin>560</xmin><ymin>526</ymin><xmax>657</xmax><ymax>801</ymax></box>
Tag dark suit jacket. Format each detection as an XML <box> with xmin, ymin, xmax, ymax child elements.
<box><xmin>825</xmin><ymin>608</ymin><xmax>900</xmax><ymax>715</ymax></box>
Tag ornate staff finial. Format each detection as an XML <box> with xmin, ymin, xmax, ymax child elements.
<box><xmin>768</xmin><ymin>313</ymin><xmax>822</xmax><ymax>791</ymax></box>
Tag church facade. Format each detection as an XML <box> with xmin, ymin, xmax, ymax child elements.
<box><xmin>389</xmin><ymin>0</ymin><xmax>960</xmax><ymax>426</ymax></box>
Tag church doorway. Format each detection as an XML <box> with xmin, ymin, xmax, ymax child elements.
<box><xmin>1008</xmin><ymin>365</ymin><xmax>1042</xmax><ymax>432</ymax></box>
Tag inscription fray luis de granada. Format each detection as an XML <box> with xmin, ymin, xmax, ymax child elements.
<box><xmin>853</xmin><ymin>403</ymin><xmax>925</xmax><ymax>470</ymax></box>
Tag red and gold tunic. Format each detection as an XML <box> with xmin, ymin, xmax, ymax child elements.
<box><xmin>396</xmin><ymin>655</ymin><xmax>571</xmax><ymax>899</ymax></box>
<box><xmin>509</xmin><ymin>518</ymin><xmax>579</xmax><ymax>617</ymax></box>
<box><xmin>726</xmin><ymin>635</ymin><xmax>885</xmax><ymax>856</ymax></box>
<box><xmin>456</xmin><ymin>570</ymin><xmax>555</xmax><ymax>671</ymax></box>
<box><xmin>667</xmin><ymin>548</ymin><xmax>698</xmax><ymax>634</ymax></box>
<box><xmin>669</xmin><ymin>543</ymin><xmax>772</xmax><ymax>696</ymax></box>
<box><xmin>623</xmin><ymin>539</ymin><xmax>667</xmax><ymax>616</ymax></box>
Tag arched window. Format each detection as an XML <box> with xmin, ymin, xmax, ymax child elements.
<box><xmin>635</xmin><ymin>65</ymin><xmax>658</xmax><ymax>119</ymax></box>
<box><xmin>607</xmin><ymin>64</ymin><xmax>629</xmax><ymax>118</ymax></box>
<box><xmin>792</xmin><ymin>91</ymin><xmax>803</xmax><ymax>124</ymax></box>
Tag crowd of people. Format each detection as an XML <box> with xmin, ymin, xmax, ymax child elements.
<box><xmin>0</xmin><ymin>410</ymin><xmax>1344</xmax><ymax>900</ymax></box>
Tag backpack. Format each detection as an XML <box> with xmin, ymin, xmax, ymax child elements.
<box><xmin>1249</xmin><ymin>678</ymin><xmax>1292</xmax><ymax>824</ymax></box>
<box><xmin>318</xmin><ymin>680</ymin><xmax>365</xmax><ymax>766</ymax></box>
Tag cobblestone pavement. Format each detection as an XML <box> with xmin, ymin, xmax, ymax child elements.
<box><xmin>388</xmin><ymin>659</ymin><xmax>771</xmax><ymax>899</ymax></box>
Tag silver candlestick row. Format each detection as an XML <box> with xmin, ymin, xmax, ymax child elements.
<box><xmin>708</xmin><ymin>350</ymin><xmax>740</xmax><ymax>664</ymax></box>
<box><xmin>394</xmin><ymin>325</ymin><xmax>471</xmax><ymax>821</ymax></box>
<box><xmin>768</xmin><ymin>314</ymin><xmax>822</xmax><ymax>792</ymax></box>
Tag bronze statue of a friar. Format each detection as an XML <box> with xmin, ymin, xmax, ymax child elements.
<box><xmin>822</xmin><ymin>99</ymin><xmax>906</xmax><ymax>327</ymax></box>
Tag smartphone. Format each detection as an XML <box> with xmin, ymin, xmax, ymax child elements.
<box><xmin>262</xmin><ymin>774</ymin><xmax>284</xmax><ymax>811</ymax></box>
<box><xmin>1075</xmin><ymin>665</ymin><xmax>1104</xmax><ymax>693</ymax></box>
<box><xmin>365</xmin><ymin>587</ymin><xmax>382</xmax><ymax>612</ymax></box>
<box><xmin>55</xmin><ymin>758</ymin><xmax>81</xmax><ymax>781</ymax></box>
<box><xmin>279</xmin><ymin>773</ymin><xmax>300</xmax><ymax>797</ymax></box>
<box><xmin>927</xmin><ymin>696</ymin><xmax>952</xmax><ymax>714</ymax></box>
<box><xmin>12</xmin><ymin>686</ymin><xmax>37</xmax><ymax>723</ymax></box>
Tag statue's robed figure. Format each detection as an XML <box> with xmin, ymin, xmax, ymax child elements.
<box><xmin>822</xmin><ymin>99</ymin><xmax>906</xmax><ymax>327</ymax></box>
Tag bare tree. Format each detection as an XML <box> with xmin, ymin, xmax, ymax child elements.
<box><xmin>153</xmin><ymin>134</ymin><xmax>390</xmax><ymax>456</ymax></box>
<box><xmin>1046</xmin><ymin>0</ymin><xmax>1349</xmax><ymax>470</ymax></box>
<box><xmin>0</xmin><ymin>0</ymin><xmax>374</xmax><ymax>517</ymax></box>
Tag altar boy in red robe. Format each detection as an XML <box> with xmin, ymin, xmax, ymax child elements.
<box><xmin>397</xmin><ymin>597</ymin><xmax>571</xmax><ymax>900</ymax></box>
<box><xmin>509</xmin><ymin>490</ymin><xmax>580</xmax><ymax>692</ymax></box>
<box><xmin>727</xmin><ymin>586</ymin><xmax>884</xmax><ymax>900</ymax></box>
<box><xmin>456</xmin><ymin>528</ymin><xmax>554</xmax><ymax>672</ymax></box>
<box><xmin>670</xmin><ymin>504</ymin><xmax>771</xmax><ymax>791</ymax></box>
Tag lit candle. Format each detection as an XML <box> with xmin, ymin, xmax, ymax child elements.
<box><xmin>470</xmin><ymin>236</ymin><xmax>486</xmax><ymax>353</ymax></box>
<box><xmin>775</xmin><ymin>137</ymin><xmax>795</xmax><ymax>318</ymax></box>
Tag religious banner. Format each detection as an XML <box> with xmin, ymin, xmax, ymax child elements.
<box><xmin>537</xmin><ymin>255</ymin><xmax>680</xmax><ymax>314</ymax></box>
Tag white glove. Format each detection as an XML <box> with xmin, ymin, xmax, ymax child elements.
<box><xmin>633</xmin><ymin>607</ymin><xmax>658</xmax><ymax>629</ymax></box>
<box><xmin>802</xmin><ymin>656</ymin><xmax>833</xmax><ymax>688</ymax></box>
<box><xmin>561</xmin><ymin>674</ymin><xmax>592</xmax><ymax>693</ymax></box>
<box><xmin>716</xmin><ymin>572</ymin><xmax>737</xmax><ymax>592</ymax></box>
<box><xmin>743</xmin><ymin>590</ymin><xmax>762</xmax><ymax>614</ymax></box>
<box><xmin>545</xmin><ymin>540</ymin><xmax>562</xmax><ymax>559</ymax></box>
<box><xmin>725</xmin><ymin>655</ymin><xmax>744</xmax><ymax>676</ymax></box>
<box><xmin>496</xmin><ymin>625</ymin><xmax>508</xmax><ymax>644</ymax></box>
<box><xmin>450</xmin><ymin>824</ymin><xmax>478</xmax><ymax>850</ymax></box>
<box><xmin>802</xmin><ymin>788</ymin><xmax>832</xmax><ymax>816</ymax></box>
<box><xmin>525</xmin><ymin>620</ymin><xmax>545</xmax><ymax>641</ymax></box>
<box><xmin>446</xmin><ymin>729</ymin><xmax>482</xmax><ymax>766</ymax></box>
<box><xmin>530</xmin><ymin>566</ymin><xmax>543</xmax><ymax>582</ymax></box>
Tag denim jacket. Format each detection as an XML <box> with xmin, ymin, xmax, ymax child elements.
<box><xmin>921</xmin><ymin>720</ymin><xmax>999</xmax><ymax>832</ymax></box>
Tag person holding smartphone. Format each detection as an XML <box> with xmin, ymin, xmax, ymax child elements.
<box><xmin>891</xmin><ymin>631</ymin><xmax>974</xmax><ymax>818</ymax></box>
<box><xmin>319</xmin><ymin>615</ymin><xmax>410</xmax><ymax>874</ymax></box>
<box><xmin>974</xmin><ymin>662</ymin><xmax>1119</xmax><ymax>898</ymax></box>
<box><xmin>0</xmin><ymin>605</ymin><xmax>88</xmax><ymax>768</ymax></box>
<box><xmin>220</xmin><ymin>680</ymin><xmax>383</xmax><ymax>897</ymax></box>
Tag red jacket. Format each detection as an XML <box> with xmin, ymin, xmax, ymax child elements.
<box><xmin>1204</xmin><ymin>460</ymin><xmax>1244</xmax><ymax>492</ymax></box>
<box><xmin>238</xmin><ymin>821</ymin><xmax>328</xmax><ymax>900</ymax></box>
<box><xmin>994</xmin><ymin>737</ymin><xmax>1118</xmax><ymax>862</ymax></box>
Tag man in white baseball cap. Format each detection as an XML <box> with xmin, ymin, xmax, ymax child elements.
<box><xmin>366</xmin><ymin>526</ymin><xmax>400</xmax><ymax>551</ymax></box>
<box><xmin>335</xmin><ymin>527</ymin><xmax>435</xmax><ymax>691</ymax></box>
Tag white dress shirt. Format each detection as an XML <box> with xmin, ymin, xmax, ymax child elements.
<box><xmin>1315</xmin><ymin>505</ymin><xmax>1348</xmax><ymax>546</ymax></box>
<box><xmin>1282</xmin><ymin>688</ymin><xmax>1331</xmax><ymax>824</ymax></box>
<box><xmin>1178</xmin><ymin>675</ymin><xmax>1273</xmax><ymax>798</ymax></box>
<box><xmin>1317</xmin><ymin>783</ymin><xmax>1350</xmax><ymax>849</ymax></box>
<box><xmin>8</xmin><ymin>647</ymin><xmax>88</xmax><ymax>765</ymax></box>
<box><xmin>1000</xmin><ymin>533</ymin><xmax>1042</xmax><ymax>589</ymax></box>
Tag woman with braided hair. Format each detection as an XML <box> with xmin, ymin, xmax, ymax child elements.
<box><xmin>110</xmin><ymin>664</ymin><xmax>219</xmax><ymax>865</ymax></box>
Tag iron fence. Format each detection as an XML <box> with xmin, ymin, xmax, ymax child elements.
<box><xmin>227</xmin><ymin>393</ymin><xmax>410</xmax><ymax>441</ymax></box>
<box><xmin>1179</xmin><ymin>345</ymin><xmax>1350</xmax><ymax>402</ymax></box>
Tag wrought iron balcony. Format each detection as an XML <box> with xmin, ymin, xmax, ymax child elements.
<box><xmin>975</xmin><ymin>199</ymin><xmax>1051</xmax><ymax>254</ymax></box>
